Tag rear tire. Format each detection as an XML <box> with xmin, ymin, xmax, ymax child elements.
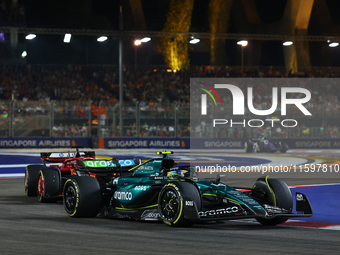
<box><xmin>37</xmin><ymin>168</ymin><xmax>60</xmax><ymax>203</ymax></box>
<box><xmin>25</xmin><ymin>165</ymin><xmax>42</xmax><ymax>197</ymax></box>
<box><xmin>63</xmin><ymin>176</ymin><xmax>101</xmax><ymax>218</ymax></box>
<box><xmin>158</xmin><ymin>181</ymin><xmax>201</xmax><ymax>227</ymax></box>
<box><xmin>252</xmin><ymin>177</ymin><xmax>292</xmax><ymax>225</ymax></box>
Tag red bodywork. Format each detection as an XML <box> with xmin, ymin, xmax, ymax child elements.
<box><xmin>38</xmin><ymin>151</ymin><xmax>119</xmax><ymax>199</ymax></box>
<box><xmin>41</xmin><ymin>154</ymin><xmax>96</xmax><ymax>176</ymax></box>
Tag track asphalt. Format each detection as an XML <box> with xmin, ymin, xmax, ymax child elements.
<box><xmin>0</xmin><ymin>149</ymin><xmax>340</xmax><ymax>254</ymax></box>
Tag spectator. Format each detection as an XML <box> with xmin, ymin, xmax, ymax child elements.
<box><xmin>169</xmin><ymin>125</ymin><xmax>175</xmax><ymax>137</ymax></box>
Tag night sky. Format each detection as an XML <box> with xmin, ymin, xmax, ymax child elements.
<box><xmin>15</xmin><ymin>0</ymin><xmax>340</xmax><ymax>66</ymax></box>
<box><xmin>23</xmin><ymin>0</ymin><xmax>340</xmax><ymax>31</ymax></box>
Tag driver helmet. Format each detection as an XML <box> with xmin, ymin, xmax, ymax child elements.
<box><xmin>167</xmin><ymin>170</ymin><xmax>188</xmax><ymax>179</ymax></box>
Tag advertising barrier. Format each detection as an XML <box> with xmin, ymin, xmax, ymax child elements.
<box><xmin>104</xmin><ymin>138</ymin><xmax>340</xmax><ymax>149</ymax></box>
<box><xmin>0</xmin><ymin>137</ymin><xmax>339</xmax><ymax>149</ymax></box>
<box><xmin>0</xmin><ymin>138</ymin><xmax>92</xmax><ymax>148</ymax></box>
<box><xmin>278</xmin><ymin>138</ymin><xmax>340</xmax><ymax>149</ymax></box>
<box><xmin>104</xmin><ymin>138</ymin><xmax>190</xmax><ymax>149</ymax></box>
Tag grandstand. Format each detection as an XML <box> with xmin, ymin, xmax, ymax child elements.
<box><xmin>0</xmin><ymin>64</ymin><xmax>338</xmax><ymax>140</ymax></box>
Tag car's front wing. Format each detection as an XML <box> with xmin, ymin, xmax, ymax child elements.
<box><xmin>183</xmin><ymin>192</ymin><xmax>313</xmax><ymax>222</ymax></box>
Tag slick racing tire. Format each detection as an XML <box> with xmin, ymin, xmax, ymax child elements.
<box><xmin>252</xmin><ymin>177</ymin><xmax>293</xmax><ymax>225</ymax></box>
<box><xmin>63</xmin><ymin>176</ymin><xmax>101</xmax><ymax>218</ymax></box>
<box><xmin>279</xmin><ymin>142</ymin><xmax>289</xmax><ymax>153</ymax></box>
<box><xmin>37</xmin><ymin>167</ymin><xmax>60</xmax><ymax>203</ymax></box>
<box><xmin>25</xmin><ymin>165</ymin><xmax>42</xmax><ymax>197</ymax></box>
<box><xmin>158</xmin><ymin>181</ymin><xmax>201</xmax><ymax>227</ymax></box>
<box><xmin>245</xmin><ymin>141</ymin><xmax>253</xmax><ymax>153</ymax></box>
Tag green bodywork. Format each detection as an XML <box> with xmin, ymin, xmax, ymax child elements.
<box><xmin>112</xmin><ymin>157</ymin><xmax>265</xmax><ymax>215</ymax></box>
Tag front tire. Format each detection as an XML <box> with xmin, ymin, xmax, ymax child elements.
<box><xmin>158</xmin><ymin>181</ymin><xmax>201</xmax><ymax>227</ymax></box>
<box><xmin>252</xmin><ymin>177</ymin><xmax>292</xmax><ymax>225</ymax></box>
<box><xmin>63</xmin><ymin>176</ymin><xmax>101</xmax><ymax>218</ymax></box>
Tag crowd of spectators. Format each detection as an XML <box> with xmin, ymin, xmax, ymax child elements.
<box><xmin>52</xmin><ymin>123</ymin><xmax>88</xmax><ymax>137</ymax></box>
<box><xmin>1</xmin><ymin>64</ymin><xmax>340</xmax><ymax>138</ymax></box>
<box><xmin>119</xmin><ymin>123</ymin><xmax>191</xmax><ymax>138</ymax></box>
<box><xmin>2</xmin><ymin>64</ymin><xmax>340</xmax><ymax>108</ymax></box>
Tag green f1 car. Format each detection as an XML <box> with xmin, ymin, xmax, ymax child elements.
<box><xmin>63</xmin><ymin>151</ymin><xmax>312</xmax><ymax>227</ymax></box>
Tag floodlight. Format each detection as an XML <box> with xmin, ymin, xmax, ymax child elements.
<box><xmin>64</xmin><ymin>33</ymin><xmax>72</xmax><ymax>43</ymax></box>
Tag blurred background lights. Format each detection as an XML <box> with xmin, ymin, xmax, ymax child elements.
<box><xmin>63</xmin><ymin>33</ymin><xmax>72</xmax><ymax>43</ymax></box>
<box><xmin>25</xmin><ymin>34</ymin><xmax>36</xmax><ymax>40</ymax></box>
<box><xmin>141</xmin><ymin>37</ymin><xmax>151</xmax><ymax>43</ymax></box>
<box><xmin>329</xmin><ymin>42</ymin><xmax>339</xmax><ymax>47</ymax></box>
<box><xmin>97</xmin><ymin>36</ymin><xmax>108</xmax><ymax>42</ymax></box>
<box><xmin>189</xmin><ymin>38</ymin><xmax>200</xmax><ymax>44</ymax></box>
<box><xmin>283</xmin><ymin>41</ymin><xmax>293</xmax><ymax>46</ymax></box>
<box><xmin>134</xmin><ymin>39</ymin><xmax>142</xmax><ymax>46</ymax></box>
<box><xmin>237</xmin><ymin>40</ymin><xmax>248</xmax><ymax>46</ymax></box>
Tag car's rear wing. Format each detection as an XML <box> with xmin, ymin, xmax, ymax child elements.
<box><xmin>82</xmin><ymin>159</ymin><xmax>138</xmax><ymax>169</ymax></box>
<box><xmin>80</xmin><ymin>158</ymin><xmax>140</xmax><ymax>176</ymax></box>
<box><xmin>41</xmin><ymin>151</ymin><xmax>96</xmax><ymax>162</ymax></box>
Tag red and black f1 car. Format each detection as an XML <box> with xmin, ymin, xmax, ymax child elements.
<box><xmin>24</xmin><ymin>147</ymin><xmax>140</xmax><ymax>202</ymax></box>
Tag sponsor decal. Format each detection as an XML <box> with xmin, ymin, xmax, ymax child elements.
<box><xmin>49</xmin><ymin>152</ymin><xmax>86</xmax><ymax>158</ymax></box>
<box><xmin>107</xmin><ymin>140</ymin><xmax>182</xmax><ymax>148</ymax></box>
<box><xmin>0</xmin><ymin>140</ymin><xmax>37</xmax><ymax>147</ymax></box>
<box><xmin>84</xmin><ymin>159</ymin><xmax>135</xmax><ymax>168</ymax></box>
<box><xmin>199</xmin><ymin>206</ymin><xmax>239</xmax><ymax>217</ymax></box>
<box><xmin>118</xmin><ymin>160</ymin><xmax>135</xmax><ymax>167</ymax></box>
<box><xmin>134</xmin><ymin>185</ymin><xmax>147</xmax><ymax>191</ymax></box>
<box><xmin>296</xmin><ymin>193</ymin><xmax>304</xmax><ymax>201</ymax></box>
<box><xmin>114</xmin><ymin>191</ymin><xmax>133</xmax><ymax>201</ymax></box>
<box><xmin>138</xmin><ymin>165</ymin><xmax>154</xmax><ymax>170</ymax></box>
<box><xmin>204</xmin><ymin>141</ymin><xmax>243</xmax><ymax>148</ymax></box>
<box><xmin>141</xmin><ymin>210</ymin><xmax>159</xmax><ymax>221</ymax></box>
<box><xmin>85</xmin><ymin>160</ymin><xmax>114</xmax><ymax>168</ymax></box>
<box><xmin>185</xmin><ymin>200</ymin><xmax>194</xmax><ymax>207</ymax></box>
<box><xmin>149</xmin><ymin>176</ymin><xmax>164</xmax><ymax>180</ymax></box>
<box><xmin>0</xmin><ymin>138</ymin><xmax>91</xmax><ymax>148</ymax></box>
